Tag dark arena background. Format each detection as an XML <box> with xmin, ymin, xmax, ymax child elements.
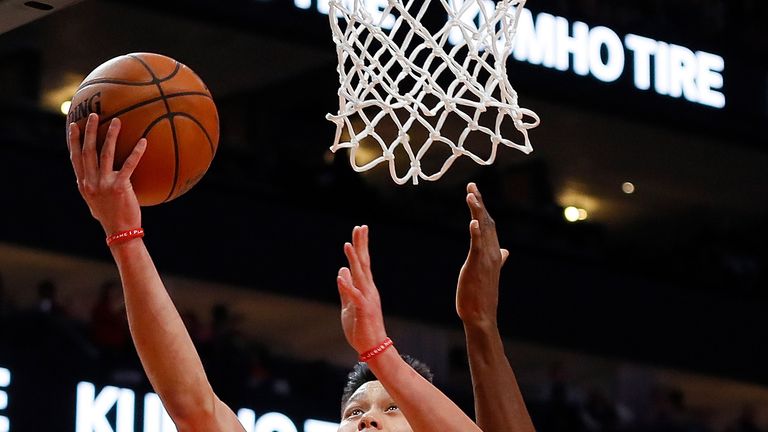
<box><xmin>1</xmin><ymin>0</ymin><xmax>767</xmax><ymax>431</ymax></box>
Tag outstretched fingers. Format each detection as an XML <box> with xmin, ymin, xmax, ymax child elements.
<box><xmin>466</xmin><ymin>190</ymin><xmax>487</xmax><ymax>252</ymax></box>
<box><xmin>347</xmin><ymin>225</ymin><xmax>370</xmax><ymax>274</ymax></box>
<box><xmin>99</xmin><ymin>118</ymin><xmax>121</xmax><ymax>177</ymax></box>
<box><xmin>501</xmin><ymin>248</ymin><xmax>509</xmax><ymax>266</ymax></box>
<box><xmin>343</xmin><ymin>239</ymin><xmax>360</xmax><ymax>273</ymax></box>
<box><xmin>466</xmin><ymin>192</ymin><xmax>484</xmax><ymax>223</ymax></box>
<box><xmin>68</xmin><ymin>123</ymin><xmax>84</xmax><ymax>183</ymax></box>
<box><xmin>115</xmin><ymin>138</ymin><xmax>147</xmax><ymax>184</ymax></box>
<box><xmin>467</xmin><ymin>182</ymin><xmax>485</xmax><ymax>206</ymax></box>
<box><xmin>356</xmin><ymin>226</ymin><xmax>370</xmax><ymax>266</ymax></box>
<box><xmin>337</xmin><ymin>267</ymin><xmax>364</xmax><ymax>306</ymax></box>
<box><xmin>468</xmin><ymin>218</ymin><xmax>482</xmax><ymax>253</ymax></box>
<box><xmin>344</xmin><ymin>225</ymin><xmax>382</xmax><ymax>307</ymax></box>
<box><xmin>353</xmin><ymin>225</ymin><xmax>373</xmax><ymax>281</ymax></box>
<box><xmin>82</xmin><ymin>113</ymin><xmax>100</xmax><ymax>184</ymax></box>
<box><xmin>467</xmin><ymin>183</ymin><xmax>492</xmax><ymax>226</ymax></box>
<box><xmin>466</xmin><ymin>182</ymin><xmax>500</xmax><ymax>250</ymax></box>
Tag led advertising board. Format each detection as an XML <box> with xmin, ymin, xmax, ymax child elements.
<box><xmin>296</xmin><ymin>0</ymin><xmax>726</xmax><ymax>108</ymax></box>
<box><xmin>0</xmin><ymin>364</ymin><xmax>340</xmax><ymax>432</ymax></box>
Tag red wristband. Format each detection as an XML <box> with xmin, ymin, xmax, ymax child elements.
<box><xmin>106</xmin><ymin>228</ymin><xmax>144</xmax><ymax>246</ymax></box>
<box><xmin>359</xmin><ymin>337</ymin><xmax>393</xmax><ymax>362</ymax></box>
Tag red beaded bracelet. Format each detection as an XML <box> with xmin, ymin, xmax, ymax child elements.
<box><xmin>359</xmin><ymin>337</ymin><xmax>393</xmax><ymax>362</ymax></box>
<box><xmin>106</xmin><ymin>228</ymin><xmax>145</xmax><ymax>246</ymax></box>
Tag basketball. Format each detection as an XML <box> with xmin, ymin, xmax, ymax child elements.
<box><xmin>67</xmin><ymin>52</ymin><xmax>219</xmax><ymax>206</ymax></box>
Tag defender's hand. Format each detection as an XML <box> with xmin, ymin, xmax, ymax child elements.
<box><xmin>456</xmin><ymin>183</ymin><xmax>509</xmax><ymax>327</ymax></box>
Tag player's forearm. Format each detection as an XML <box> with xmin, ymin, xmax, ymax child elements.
<box><xmin>109</xmin><ymin>240</ymin><xmax>217</xmax><ymax>423</ymax></box>
<box><xmin>367</xmin><ymin>347</ymin><xmax>482</xmax><ymax>432</ymax></box>
<box><xmin>464</xmin><ymin>322</ymin><xmax>535</xmax><ymax>432</ymax></box>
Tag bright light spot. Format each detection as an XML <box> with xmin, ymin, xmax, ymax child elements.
<box><xmin>564</xmin><ymin>206</ymin><xmax>580</xmax><ymax>222</ymax></box>
<box><xmin>60</xmin><ymin>100</ymin><xmax>72</xmax><ymax>115</ymax></box>
<box><xmin>75</xmin><ymin>382</ymin><xmax>135</xmax><ymax>432</ymax></box>
<box><xmin>144</xmin><ymin>392</ymin><xmax>175</xmax><ymax>432</ymax></box>
<box><xmin>622</xmin><ymin>182</ymin><xmax>635</xmax><ymax>194</ymax></box>
<box><xmin>305</xmin><ymin>419</ymin><xmax>340</xmax><ymax>432</ymax></box>
<box><xmin>294</xmin><ymin>0</ymin><xmax>311</xmax><ymax>10</ymax></box>
<box><xmin>254</xmin><ymin>412</ymin><xmax>298</xmax><ymax>432</ymax></box>
<box><xmin>0</xmin><ymin>368</ymin><xmax>9</xmax><ymax>387</ymax></box>
<box><xmin>564</xmin><ymin>206</ymin><xmax>588</xmax><ymax>222</ymax></box>
<box><xmin>353</xmin><ymin>144</ymin><xmax>379</xmax><ymax>166</ymax></box>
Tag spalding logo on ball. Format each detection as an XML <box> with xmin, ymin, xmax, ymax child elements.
<box><xmin>68</xmin><ymin>52</ymin><xmax>219</xmax><ymax>206</ymax></box>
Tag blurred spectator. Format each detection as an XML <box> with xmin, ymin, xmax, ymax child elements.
<box><xmin>645</xmin><ymin>387</ymin><xmax>711</xmax><ymax>432</ymax></box>
<box><xmin>88</xmin><ymin>280</ymin><xmax>130</xmax><ymax>364</ymax></box>
<box><xmin>727</xmin><ymin>405</ymin><xmax>765</xmax><ymax>432</ymax></box>
<box><xmin>244</xmin><ymin>342</ymin><xmax>274</xmax><ymax>392</ymax></box>
<box><xmin>0</xmin><ymin>272</ymin><xmax>8</xmax><ymax>318</ymax></box>
<box><xmin>537</xmin><ymin>362</ymin><xmax>586</xmax><ymax>431</ymax></box>
<box><xmin>580</xmin><ymin>387</ymin><xmax>621</xmax><ymax>432</ymax></box>
<box><xmin>12</xmin><ymin>278</ymin><xmax>96</xmax><ymax>363</ymax></box>
<box><xmin>35</xmin><ymin>279</ymin><xmax>67</xmax><ymax>317</ymax></box>
<box><xmin>200</xmin><ymin>303</ymin><xmax>249</xmax><ymax>401</ymax></box>
<box><xmin>1</xmin><ymin>276</ymin><xmax>767</xmax><ymax>432</ymax></box>
<box><xmin>181</xmin><ymin>309</ymin><xmax>210</xmax><ymax>346</ymax></box>
<box><xmin>0</xmin><ymin>272</ymin><xmax>13</xmax><ymax>337</ymax></box>
<box><xmin>210</xmin><ymin>303</ymin><xmax>240</xmax><ymax>342</ymax></box>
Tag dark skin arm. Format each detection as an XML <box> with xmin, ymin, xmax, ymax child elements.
<box><xmin>456</xmin><ymin>182</ymin><xmax>535</xmax><ymax>432</ymax></box>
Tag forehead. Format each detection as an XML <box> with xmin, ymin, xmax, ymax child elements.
<box><xmin>348</xmin><ymin>380</ymin><xmax>391</xmax><ymax>402</ymax></box>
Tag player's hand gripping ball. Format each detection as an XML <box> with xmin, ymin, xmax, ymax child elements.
<box><xmin>68</xmin><ymin>52</ymin><xmax>219</xmax><ymax>206</ymax></box>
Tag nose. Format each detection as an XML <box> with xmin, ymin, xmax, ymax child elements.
<box><xmin>357</xmin><ymin>415</ymin><xmax>382</xmax><ymax>430</ymax></box>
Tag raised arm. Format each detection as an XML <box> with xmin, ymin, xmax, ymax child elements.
<box><xmin>456</xmin><ymin>182</ymin><xmax>535</xmax><ymax>432</ymax></box>
<box><xmin>336</xmin><ymin>225</ymin><xmax>482</xmax><ymax>432</ymax></box>
<box><xmin>68</xmin><ymin>114</ymin><xmax>243</xmax><ymax>432</ymax></box>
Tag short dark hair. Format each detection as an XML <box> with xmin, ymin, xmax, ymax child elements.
<box><xmin>341</xmin><ymin>354</ymin><xmax>434</xmax><ymax>410</ymax></box>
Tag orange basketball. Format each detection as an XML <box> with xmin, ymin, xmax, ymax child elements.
<box><xmin>68</xmin><ymin>52</ymin><xmax>219</xmax><ymax>206</ymax></box>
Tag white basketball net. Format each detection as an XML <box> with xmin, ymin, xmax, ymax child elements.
<box><xmin>326</xmin><ymin>0</ymin><xmax>540</xmax><ymax>185</ymax></box>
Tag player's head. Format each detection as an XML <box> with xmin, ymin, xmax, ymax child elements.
<box><xmin>338</xmin><ymin>355</ymin><xmax>433</xmax><ymax>432</ymax></box>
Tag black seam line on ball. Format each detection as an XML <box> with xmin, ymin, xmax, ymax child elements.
<box><xmin>76</xmin><ymin>60</ymin><xmax>182</xmax><ymax>92</ymax></box>
<box><xmin>138</xmin><ymin>113</ymin><xmax>178</xmax><ymax>202</ymax></box>
<box><xmin>96</xmin><ymin>92</ymin><xmax>211</xmax><ymax>126</ymax></box>
<box><xmin>128</xmin><ymin>54</ymin><xmax>174</xmax><ymax>113</ymax></box>
<box><xmin>171</xmin><ymin>112</ymin><xmax>216</xmax><ymax>156</ymax></box>
<box><xmin>129</xmin><ymin>55</ymin><xmax>181</xmax><ymax>203</ymax></box>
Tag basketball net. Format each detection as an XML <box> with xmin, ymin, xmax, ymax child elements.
<box><xmin>326</xmin><ymin>0</ymin><xmax>539</xmax><ymax>185</ymax></box>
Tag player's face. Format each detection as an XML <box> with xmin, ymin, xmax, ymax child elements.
<box><xmin>338</xmin><ymin>381</ymin><xmax>412</xmax><ymax>432</ymax></box>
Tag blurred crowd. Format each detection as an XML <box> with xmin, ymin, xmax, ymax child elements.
<box><xmin>0</xmin><ymin>273</ymin><xmax>766</xmax><ymax>431</ymax></box>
